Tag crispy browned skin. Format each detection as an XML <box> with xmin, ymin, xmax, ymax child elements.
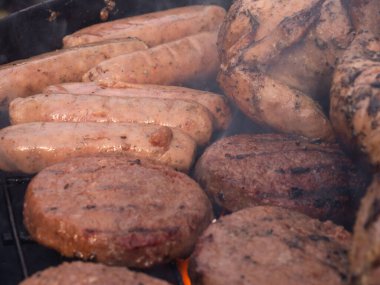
<box><xmin>0</xmin><ymin>122</ymin><xmax>196</xmax><ymax>173</ymax></box>
<box><xmin>349</xmin><ymin>0</ymin><xmax>380</xmax><ymax>37</ymax></box>
<box><xmin>43</xmin><ymin>82</ymin><xmax>232</xmax><ymax>130</ymax></box>
<box><xmin>330</xmin><ymin>32</ymin><xmax>380</xmax><ymax>168</ymax></box>
<box><xmin>9</xmin><ymin>94</ymin><xmax>213</xmax><ymax>146</ymax></box>
<box><xmin>0</xmin><ymin>39</ymin><xmax>147</xmax><ymax>113</ymax></box>
<box><xmin>189</xmin><ymin>206</ymin><xmax>351</xmax><ymax>285</ymax></box>
<box><xmin>24</xmin><ymin>156</ymin><xmax>213</xmax><ymax>268</ymax></box>
<box><xmin>217</xmin><ymin>0</ymin><xmax>354</xmax><ymax>141</ymax></box>
<box><xmin>194</xmin><ymin>134</ymin><xmax>367</xmax><ymax>227</ymax></box>
<box><xmin>350</xmin><ymin>175</ymin><xmax>380</xmax><ymax>285</ymax></box>
<box><xmin>83</xmin><ymin>31</ymin><xmax>220</xmax><ymax>87</ymax></box>
<box><xmin>63</xmin><ymin>5</ymin><xmax>226</xmax><ymax>48</ymax></box>
<box><xmin>20</xmin><ymin>262</ymin><xmax>171</xmax><ymax>285</ymax></box>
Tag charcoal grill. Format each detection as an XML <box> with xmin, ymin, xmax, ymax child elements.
<box><xmin>0</xmin><ymin>0</ymin><xmax>235</xmax><ymax>284</ymax></box>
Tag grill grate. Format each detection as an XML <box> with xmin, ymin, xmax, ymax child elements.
<box><xmin>0</xmin><ymin>174</ymin><xmax>184</xmax><ymax>285</ymax></box>
<box><xmin>2</xmin><ymin>176</ymin><xmax>29</xmax><ymax>279</ymax></box>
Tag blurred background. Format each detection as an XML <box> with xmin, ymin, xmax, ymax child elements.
<box><xmin>0</xmin><ymin>0</ymin><xmax>45</xmax><ymax>17</ymax></box>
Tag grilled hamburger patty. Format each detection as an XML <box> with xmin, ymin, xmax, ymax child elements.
<box><xmin>20</xmin><ymin>261</ymin><xmax>171</xmax><ymax>285</ymax></box>
<box><xmin>24</xmin><ymin>156</ymin><xmax>213</xmax><ymax>268</ymax></box>
<box><xmin>194</xmin><ymin>134</ymin><xmax>367</xmax><ymax>227</ymax></box>
<box><xmin>350</xmin><ymin>174</ymin><xmax>380</xmax><ymax>285</ymax></box>
<box><xmin>189</xmin><ymin>206</ymin><xmax>351</xmax><ymax>285</ymax></box>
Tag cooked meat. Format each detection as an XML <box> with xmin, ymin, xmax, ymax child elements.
<box><xmin>83</xmin><ymin>31</ymin><xmax>220</xmax><ymax>87</ymax></box>
<box><xmin>24</xmin><ymin>156</ymin><xmax>213</xmax><ymax>268</ymax></box>
<box><xmin>194</xmin><ymin>134</ymin><xmax>367</xmax><ymax>227</ymax></box>
<box><xmin>63</xmin><ymin>5</ymin><xmax>226</xmax><ymax>48</ymax></box>
<box><xmin>0</xmin><ymin>39</ymin><xmax>147</xmax><ymax>115</ymax></box>
<box><xmin>189</xmin><ymin>206</ymin><xmax>351</xmax><ymax>285</ymax></box>
<box><xmin>330</xmin><ymin>32</ymin><xmax>380</xmax><ymax>168</ymax></box>
<box><xmin>9</xmin><ymin>94</ymin><xmax>214</xmax><ymax>146</ymax></box>
<box><xmin>350</xmin><ymin>174</ymin><xmax>380</xmax><ymax>285</ymax></box>
<box><xmin>43</xmin><ymin>82</ymin><xmax>232</xmax><ymax>130</ymax></box>
<box><xmin>349</xmin><ymin>0</ymin><xmax>380</xmax><ymax>37</ymax></box>
<box><xmin>0</xmin><ymin>122</ymin><xmax>196</xmax><ymax>173</ymax></box>
<box><xmin>20</xmin><ymin>261</ymin><xmax>171</xmax><ymax>285</ymax></box>
<box><xmin>217</xmin><ymin>0</ymin><xmax>354</xmax><ymax>140</ymax></box>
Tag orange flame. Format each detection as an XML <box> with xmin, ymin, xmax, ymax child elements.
<box><xmin>177</xmin><ymin>258</ymin><xmax>191</xmax><ymax>285</ymax></box>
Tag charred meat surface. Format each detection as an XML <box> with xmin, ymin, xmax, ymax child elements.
<box><xmin>20</xmin><ymin>261</ymin><xmax>171</xmax><ymax>285</ymax></box>
<box><xmin>194</xmin><ymin>134</ymin><xmax>367</xmax><ymax>228</ymax></box>
<box><xmin>330</xmin><ymin>31</ymin><xmax>380</xmax><ymax>168</ymax></box>
<box><xmin>23</xmin><ymin>156</ymin><xmax>213</xmax><ymax>268</ymax></box>
<box><xmin>350</xmin><ymin>174</ymin><xmax>380</xmax><ymax>285</ymax></box>
<box><xmin>217</xmin><ymin>0</ymin><xmax>355</xmax><ymax>141</ymax></box>
<box><xmin>189</xmin><ymin>206</ymin><xmax>351</xmax><ymax>285</ymax></box>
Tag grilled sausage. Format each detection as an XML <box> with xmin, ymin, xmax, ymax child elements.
<box><xmin>24</xmin><ymin>156</ymin><xmax>213</xmax><ymax>267</ymax></box>
<box><xmin>0</xmin><ymin>39</ymin><xmax>147</xmax><ymax>114</ymax></box>
<box><xmin>0</xmin><ymin>122</ymin><xmax>196</xmax><ymax>173</ymax></box>
<box><xmin>43</xmin><ymin>82</ymin><xmax>232</xmax><ymax>130</ymax></box>
<box><xmin>63</xmin><ymin>5</ymin><xmax>226</xmax><ymax>48</ymax></box>
<box><xmin>83</xmin><ymin>31</ymin><xmax>220</xmax><ymax>87</ymax></box>
<box><xmin>189</xmin><ymin>206</ymin><xmax>351</xmax><ymax>285</ymax></box>
<box><xmin>9</xmin><ymin>94</ymin><xmax>214</xmax><ymax>146</ymax></box>
<box><xmin>20</xmin><ymin>262</ymin><xmax>171</xmax><ymax>285</ymax></box>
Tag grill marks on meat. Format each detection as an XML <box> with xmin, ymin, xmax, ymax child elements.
<box><xmin>217</xmin><ymin>0</ymin><xmax>355</xmax><ymax>141</ymax></box>
<box><xmin>351</xmin><ymin>175</ymin><xmax>380</xmax><ymax>285</ymax></box>
<box><xmin>189</xmin><ymin>206</ymin><xmax>351</xmax><ymax>285</ymax></box>
<box><xmin>23</xmin><ymin>156</ymin><xmax>213</xmax><ymax>268</ymax></box>
<box><xmin>330</xmin><ymin>31</ymin><xmax>380</xmax><ymax>169</ymax></box>
<box><xmin>20</xmin><ymin>261</ymin><xmax>171</xmax><ymax>285</ymax></box>
<box><xmin>194</xmin><ymin>134</ymin><xmax>367</xmax><ymax>228</ymax></box>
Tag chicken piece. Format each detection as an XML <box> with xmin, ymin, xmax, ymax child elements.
<box><xmin>330</xmin><ymin>32</ymin><xmax>380</xmax><ymax>167</ymax></box>
<box><xmin>218</xmin><ymin>0</ymin><xmax>354</xmax><ymax>141</ymax></box>
<box><xmin>349</xmin><ymin>0</ymin><xmax>380</xmax><ymax>37</ymax></box>
<box><xmin>351</xmin><ymin>174</ymin><xmax>380</xmax><ymax>285</ymax></box>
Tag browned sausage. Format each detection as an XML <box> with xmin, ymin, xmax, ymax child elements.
<box><xmin>83</xmin><ymin>31</ymin><xmax>220</xmax><ymax>87</ymax></box>
<box><xmin>0</xmin><ymin>122</ymin><xmax>196</xmax><ymax>173</ymax></box>
<box><xmin>9</xmin><ymin>94</ymin><xmax>214</xmax><ymax>145</ymax></box>
<box><xmin>63</xmin><ymin>5</ymin><xmax>226</xmax><ymax>48</ymax></box>
<box><xmin>43</xmin><ymin>82</ymin><xmax>231</xmax><ymax>130</ymax></box>
<box><xmin>0</xmin><ymin>39</ymin><xmax>147</xmax><ymax>112</ymax></box>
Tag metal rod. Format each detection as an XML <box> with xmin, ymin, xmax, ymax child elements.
<box><xmin>3</xmin><ymin>180</ymin><xmax>29</xmax><ymax>278</ymax></box>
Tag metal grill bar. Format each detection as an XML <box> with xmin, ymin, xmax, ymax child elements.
<box><xmin>2</xmin><ymin>177</ymin><xmax>29</xmax><ymax>278</ymax></box>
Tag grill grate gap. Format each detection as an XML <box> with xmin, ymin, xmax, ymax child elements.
<box><xmin>2</xmin><ymin>175</ymin><xmax>29</xmax><ymax>279</ymax></box>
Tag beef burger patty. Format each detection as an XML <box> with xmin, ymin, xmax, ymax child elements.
<box><xmin>189</xmin><ymin>206</ymin><xmax>351</xmax><ymax>285</ymax></box>
<box><xmin>24</xmin><ymin>156</ymin><xmax>213</xmax><ymax>268</ymax></box>
<box><xmin>194</xmin><ymin>133</ymin><xmax>367</xmax><ymax>227</ymax></box>
<box><xmin>20</xmin><ymin>261</ymin><xmax>171</xmax><ymax>285</ymax></box>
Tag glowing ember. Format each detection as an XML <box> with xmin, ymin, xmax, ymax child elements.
<box><xmin>177</xmin><ymin>258</ymin><xmax>191</xmax><ymax>285</ymax></box>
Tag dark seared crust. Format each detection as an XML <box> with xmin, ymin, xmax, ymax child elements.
<box><xmin>23</xmin><ymin>156</ymin><xmax>213</xmax><ymax>268</ymax></box>
<box><xmin>189</xmin><ymin>206</ymin><xmax>351</xmax><ymax>285</ymax></box>
<box><xmin>194</xmin><ymin>134</ymin><xmax>367</xmax><ymax>227</ymax></box>
<box><xmin>20</xmin><ymin>261</ymin><xmax>171</xmax><ymax>285</ymax></box>
<box><xmin>350</xmin><ymin>175</ymin><xmax>380</xmax><ymax>285</ymax></box>
<box><xmin>330</xmin><ymin>32</ymin><xmax>380</xmax><ymax>168</ymax></box>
